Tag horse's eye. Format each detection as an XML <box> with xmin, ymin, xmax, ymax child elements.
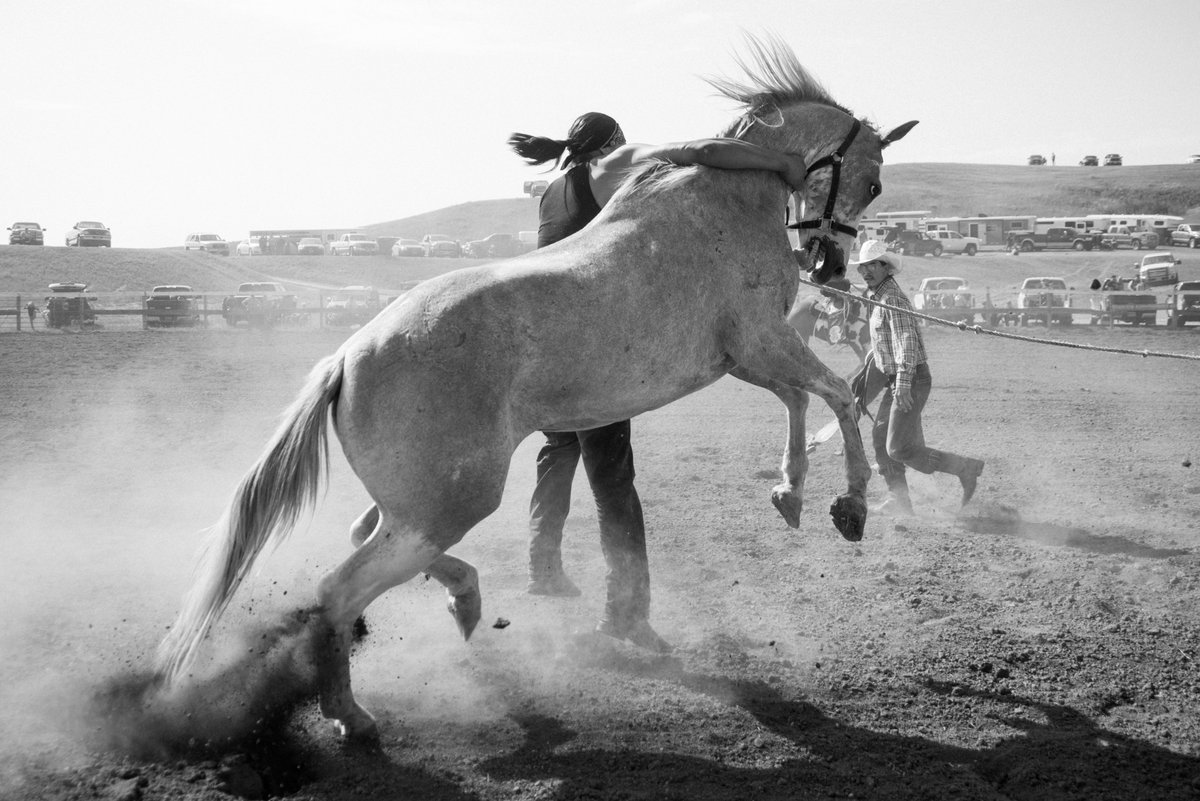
<box><xmin>869</xmin><ymin>182</ymin><xmax>882</xmax><ymax>198</ymax></box>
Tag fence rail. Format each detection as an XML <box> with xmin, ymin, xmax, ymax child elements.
<box><xmin>0</xmin><ymin>288</ymin><xmax>411</xmax><ymax>333</ymax></box>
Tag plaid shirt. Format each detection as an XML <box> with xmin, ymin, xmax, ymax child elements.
<box><xmin>867</xmin><ymin>276</ymin><xmax>927</xmax><ymax>392</ymax></box>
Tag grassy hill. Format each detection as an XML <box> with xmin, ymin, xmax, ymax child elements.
<box><xmin>4</xmin><ymin>163</ymin><xmax>1200</xmax><ymax>295</ymax></box>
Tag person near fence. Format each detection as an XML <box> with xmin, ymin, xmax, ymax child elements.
<box><xmin>850</xmin><ymin>239</ymin><xmax>985</xmax><ymax>515</ymax></box>
<box><xmin>509</xmin><ymin>111</ymin><xmax>809</xmax><ymax>652</ymax></box>
<box><xmin>26</xmin><ymin>300</ymin><xmax>37</xmax><ymax>329</ymax></box>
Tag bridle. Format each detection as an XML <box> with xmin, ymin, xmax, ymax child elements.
<box><xmin>787</xmin><ymin>117</ymin><xmax>864</xmax><ymax>284</ymax></box>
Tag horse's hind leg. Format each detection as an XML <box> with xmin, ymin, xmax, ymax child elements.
<box><xmin>424</xmin><ymin>554</ymin><xmax>481</xmax><ymax>640</ymax></box>
<box><xmin>347</xmin><ymin>506</ymin><xmax>481</xmax><ymax>640</ymax></box>
<box><xmin>314</xmin><ymin>524</ymin><xmax>444</xmax><ymax>740</ymax></box>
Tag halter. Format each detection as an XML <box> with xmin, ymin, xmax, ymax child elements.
<box><xmin>789</xmin><ymin>118</ymin><xmax>862</xmax><ymax>238</ymax></box>
<box><xmin>787</xmin><ymin>118</ymin><xmax>863</xmax><ymax>284</ymax></box>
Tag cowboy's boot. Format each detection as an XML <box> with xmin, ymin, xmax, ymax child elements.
<box><xmin>527</xmin><ymin>547</ymin><xmax>581</xmax><ymax>597</ymax></box>
<box><xmin>929</xmin><ymin>450</ymin><xmax>986</xmax><ymax>506</ymax></box>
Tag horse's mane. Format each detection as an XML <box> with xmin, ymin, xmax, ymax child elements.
<box><xmin>619</xmin><ymin>33</ymin><xmax>857</xmax><ymax>201</ymax></box>
<box><xmin>704</xmin><ymin>32</ymin><xmax>853</xmax><ymax>121</ymax></box>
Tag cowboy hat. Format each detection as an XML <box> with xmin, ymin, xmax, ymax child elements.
<box><xmin>847</xmin><ymin>239</ymin><xmax>902</xmax><ymax>273</ymax></box>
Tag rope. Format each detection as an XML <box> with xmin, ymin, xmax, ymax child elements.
<box><xmin>797</xmin><ymin>276</ymin><xmax>1200</xmax><ymax>363</ymax></box>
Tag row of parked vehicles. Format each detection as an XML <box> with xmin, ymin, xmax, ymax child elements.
<box><xmin>38</xmin><ymin>281</ymin><xmax>387</xmax><ymax>330</ymax></box>
<box><xmin>1027</xmin><ymin>154</ymin><xmax>1122</xmax><ymax>166</ymax></box>
<box><xmin>7</xmin><ymin>221</ymin><xmax>111</xmax><ymax>247</ymax></box>
<box><xmin>181</xmin><ymin>231</ymin><xmax>537</xmax><ymax>259</ymax></box>
<box><xmin>906</xmin><ymin>251</ymin><xmax>1196</xmax><ymax>328</ymax></box>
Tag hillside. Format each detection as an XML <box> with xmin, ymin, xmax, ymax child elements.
<box><xmin>4</xmin><ymin>162</ymin><xmax>1200</xmax><ymax>295</ymax></box>
<box><xmin>355</xmin><ymin>163</ymin><xmax>1200</xmax><ymax>243</ymax></box>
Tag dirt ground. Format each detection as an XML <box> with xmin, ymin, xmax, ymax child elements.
<box><xmin>2</xmin><ymin>310</ymin><xmax>1199</xmax><ymax>800</ymax></box>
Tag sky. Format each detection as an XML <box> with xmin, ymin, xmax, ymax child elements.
<box><xmin>5</xmin><ymin>0</ymin><xmax>1200</xmax><ymax>249</ymax></box>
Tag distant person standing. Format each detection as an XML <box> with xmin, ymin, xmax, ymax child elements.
<box><xmin>25</xmin><ymin>300</ymin><xmax>37</xmax><ymax>329</ymax></box>
<box><xmin>259</xmin><ymin>235</ymin><xmax>270</xmax><ymax>255</ymax></box>
<box><xmin>1051</xmin><ymin>152</ymin><xmax>1056</xmax><ymax>166</ymax></box>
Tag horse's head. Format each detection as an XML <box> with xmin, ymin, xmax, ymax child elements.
<box><xmin>709</xmin><ymin>35</ymin><xmax>917</xmax><ymax>285</ymax></box>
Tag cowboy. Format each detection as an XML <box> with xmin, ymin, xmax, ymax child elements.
<box><xmin>850</xmin><ymin>240</ymin><xmax>985</xmax><ymax>515</ymax></box>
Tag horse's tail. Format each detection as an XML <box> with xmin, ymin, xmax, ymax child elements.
<box><xmin>156</xmin><ymin>352</ymin><xmax>345</xmax><ymax>681</ymax></box>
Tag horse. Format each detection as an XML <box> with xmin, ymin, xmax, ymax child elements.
<box><xmin>157</xmin><ymin>36</ymin><xmax>917</xmax><ymax>741</ymax></box>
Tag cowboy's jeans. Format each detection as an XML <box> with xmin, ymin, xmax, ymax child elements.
<box><xmin>529</xmin><ymin>421</ymin><xmax>650</xmax><ymax>624</ymax></box>
<box><xmin>872</xmin><ymin>362</ymin><xmax>976</xmax><ymax>480</ymax></box>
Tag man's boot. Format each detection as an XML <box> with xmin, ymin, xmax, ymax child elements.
<box><xmin>527</xmin><ymin>550</ymin><xmax>581</xmax><ymax>597</ymax></box>
<box><xmin>874</xmin><ymin>471</ymin><xmax>913</xmax><ymax>515</ymax></box>
<box><xmin>929</xmin><ymin>450</ymin><xmax>985</xmax><ymax>506</ymax></box>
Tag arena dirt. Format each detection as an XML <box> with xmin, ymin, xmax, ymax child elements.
<box><xmin>1</xmin><ymin>320</ymin><xmax>1198</xmax><ymax>800</ymax></box>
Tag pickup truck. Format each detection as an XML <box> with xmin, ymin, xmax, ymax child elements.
<box><xmin>1006</xmin><ymin>227</ymin><xmax>1100</xmax><ymax>252</ymax></box>
<box><xmin>1169</xmin><ymin>281</ymin><xmax>1200</xmax><ymax>327</ymax></box>
<box><xmin>329</xmin><ymin>233</ymin><xmax>379</xmax><ymax>256</ymax></box>
<box><xmin>1090</xmin><ymin>287</ymin><xmax>1157</xmax><ymax>326</ymax></box>
<box><xmin>1100</xmin><ymin>226</ymin><xmax>1158</xmax><ymax>250</ymax></box>
<box><xmin>1170</xmin><ymin>223</ymin><xmax>1200</xmax><ymax>248</ymax></box>
<box><xmin>1135</xmin><ymin>252</ymin><xmax>1180</xmax><ymax>287</ymax></box>
<box><xmin>221</xmin><ymin>282</ymin><xmax>298</xmax><ymax>327</ymax></box>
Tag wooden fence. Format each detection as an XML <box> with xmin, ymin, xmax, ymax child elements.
<box><xmin>0</xmin><ymin>288</ymin><xmax>412</xmax><ymax>333</ymax></box>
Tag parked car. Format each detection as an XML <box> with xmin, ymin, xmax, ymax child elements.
<box><xmin>8</xmin><ymin>221</ymin><xmax>44</xmax><ymax>245</ymax></box>
<box><xmin>183</xmin><ymin>232</ymin><xmax>229</xmax><ymax>255</ymax></box>
<box><xmin>236</xmin><ymin>238</ymin><xmax>262</xmax><ymax>256</ymax></box>
<box><xmin>421</xmin><ymin>234</ymin><xmax>461</xmax><ymax>258</ymax></box>
<box><xmin>1135</xmin><ymin>252</ymin><xmax>1180</xmax><ymax>287</ymax></box>
<box><xmin>1017</xmin><ymin>276</ymin><xmax>1073</xmax><ymax>325</ymax></box>
<box><xmin>883</xmin><ymin>228</ymin><xmax>943</xmax><ymax>257</ymax></box>
<box><xmin>1169</xmin><ymin>281</ymin><xmax>1200</xmax><ymax>327</ymax></box>
<box><xmin>145</xmin><ymin>285</ymin><xmax>202</xmax><ymax>327</ymax></box>
<box><xmin>297</xmin><ymin>237</ymin><xmax>325</xmax><ymax>255</ymax></box>
<box><xmin>1079</xmin><ymin>155</ymin><xmax>1099</xmax><ymax>166</ymax></box>
<box><xmin>1104</xmin><ymin>153</ymin><xmax>1123</xmax><ymax>166</ymax></box>
<box><xmin>221</xmin><ymin>282</ymin><xmax>298</xmax><ymax>327</ymax></box>
<box><xmin>1170</xmin><ymin>223</ymin><xmax>1200</xmax><ymax>248</ymax></box>
<box><xmin>913</xmin><ymin>277</ymin><xmax>973</xmax><ymax>323</ymax></box>
<box><xmin>324</xmin><ymin>286</ymin><xmax>381</xmax><ymax>326</ymax></box>
<box><xmin>329</xmin><ymin>233</ymin><xmax>379</xmax><ymax>256</ymax></box>
<box><xmin>391</xmin><ymin>238</ymin><xmax>424</xmax><ymax>257</ymax></box>
<box><xmin>1027</xmin><ymin>154</ymin><xmax>1046</xmax><ymax>166</ymax></box>
<box><xmin>923</xmin><ymin>230</ymin><xmax>980</xmax><ymax>256</ymax></box>
<box><xmin>65</xmin><ymin>221</ymin><xmax>111</xmax><ymax>247</ymax></box>
<box><xmin>463</xmin><ymin>232</ymin><xmax>531</xmax><ymax>259</ymax></box>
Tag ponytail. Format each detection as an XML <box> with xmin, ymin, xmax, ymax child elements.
<box><xmin>507</xmin><ymin>133</ymin><xmax>569</xmax><ymax>168</ymax></box>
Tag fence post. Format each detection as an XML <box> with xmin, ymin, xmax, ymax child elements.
<box><xmin>15</xmin><ymin>294</ymin><xmax>21</xmax><ymax>332</ymax></box>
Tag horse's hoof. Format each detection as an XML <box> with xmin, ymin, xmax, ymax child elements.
<box><xmin>830</xmin><ymin>494</ymin><xmax>867</xmax><ymax>542</ymax></box>
<box><xmin>771</xmin><ymin>485</ymin><xmax>803</xmax><ymax>528</ymax></box>
<box><xmin>335</xmin><ymin>707</ymin><xmax>380</xmax><ymax>745</ymax></box>
<box><xmin>447</xmin><ymin>588</ymin><xmax>481</xmax><ymax>641</ymax></box>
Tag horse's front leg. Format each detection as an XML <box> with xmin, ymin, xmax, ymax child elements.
<box><xmin>730</xmin><ymin>324</ymin><xmax>871</xmax><ymax>542</ymax></box>
<box><xmin>728</xmin><ymin>366</ymin><xmax>810</xmax><ymax>528</ymax></box>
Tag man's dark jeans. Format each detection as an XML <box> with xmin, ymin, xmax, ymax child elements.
<box><xmin>529</xmin><ymin>420</ymin><xmax>650</xmax><ymax>625</ymax></box>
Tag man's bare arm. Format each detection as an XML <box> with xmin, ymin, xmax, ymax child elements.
<box><xmin>592</xmin><ymin>139</ymin><xmax>807</xmax><ymax>205</ymax></box>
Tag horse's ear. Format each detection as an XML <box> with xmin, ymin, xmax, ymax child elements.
<box><xmin>880</xmin><ymin>120</ymin><xmax>919</xmax><ymax>149</ymax></box>
<box><xmin>749</xmin><ymin>98</ymin><xmax>784</xmax><ymax>128</ymax></box>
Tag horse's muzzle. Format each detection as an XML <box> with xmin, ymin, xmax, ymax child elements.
<box><xmin>803</xmin><ymin>236</ymin><xmax>847</xmax><ymax>285</ymax></box>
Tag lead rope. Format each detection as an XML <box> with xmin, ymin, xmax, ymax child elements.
<box><xmin>797</xmin><ymin>276</ymin><xmax>1200</xmax><ymax>362</ymax></box>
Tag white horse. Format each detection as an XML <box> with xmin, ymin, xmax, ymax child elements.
<box><xmin>158</xmin><ymin>38</ymin><xmax>916</xmax><ymax>741</ymax></box>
